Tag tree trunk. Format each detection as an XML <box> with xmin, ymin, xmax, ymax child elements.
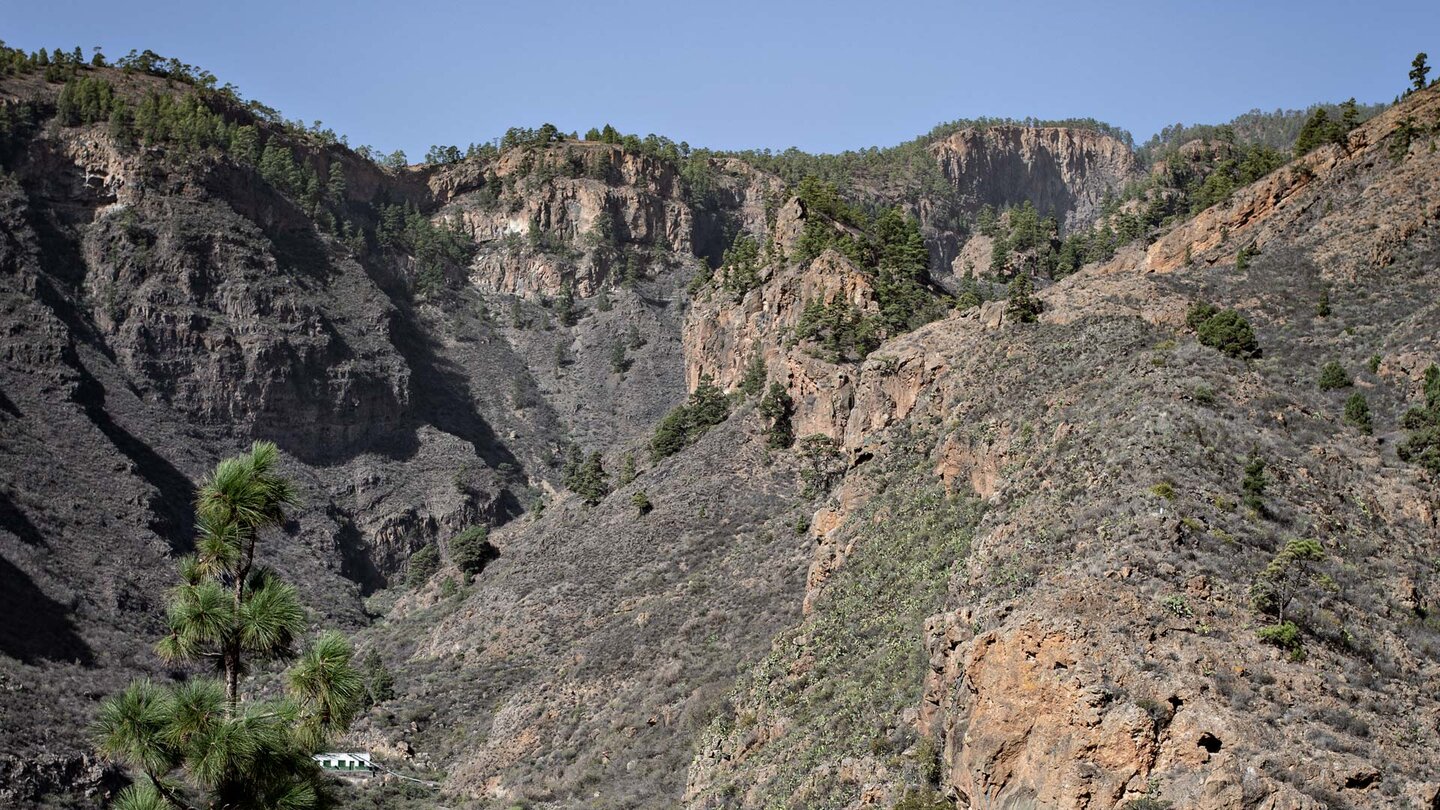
<box><xmin>224</xmin><ymin>643</ymin><xmax>240</xmax><ymax>711</ymax></box>
<box><xmin>226</xmin><ymin>535</ymin><xmax>251</xmax><ymax>714</ymax></box>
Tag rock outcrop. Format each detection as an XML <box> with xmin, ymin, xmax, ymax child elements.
<box><xmin>929</xmin><ymin>125</ymin><xmax>1140</xmax><ymax>231</ymax></box>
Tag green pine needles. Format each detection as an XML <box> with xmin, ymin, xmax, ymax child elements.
<box><xmin>95</xmin><ymin>441</ymin><xmax>363</xmax><ymax>810</ymax></box>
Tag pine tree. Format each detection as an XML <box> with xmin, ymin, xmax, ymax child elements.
<box><xmin>954</xmin><ymin>274</ymin><xmax>983</xmax><ymax>310</ymax></box>
<box><xmin>561</xmin><ymin>443</ymin><xmax>583</xmax><ymax>486</ymax></box>
<box><xmin>1250</xmin><ymin>539</ymin><xmax>1326</xmax><ymax>625</ymax></box>
<box><xmin>55</xmin><ymin>80</ymin><xmax>80</xmax><ymax>126</ymax></box>
<box><xmin>1338</xmin><ymin>98</ymin><xmax>1360</xmax><ymax>131</ymax></box>
<box><xmin>229</xmin><ymin>125</ymin><xmax>260</xmax><ymax>166</ymax></box>
<box><xmin>649</xmin><ymin>375</ymin><xmax>731</xmax><ymax>460</ymax></box>
<box><xmin>449</xmin><ymin>526</ymin><xmax>496</xmax><ymax>576</ymax></box>
<box><xmin>609</xmin><ymin>342</ymin><xmax>629</xmax><ymax>374</ymax></box>
<box><xmin>1294</xmin><ymin>109</ymin><xmax>1335</xmax><ymax>157</ymax></box>
<box><xmin>1006</xmin><ymin>273</ymin><xmax>1042</xmax><ymax>323</ymax></box>
<box><xmin>650</xmin><ymin>408</ymin><xmax>691</xmax><ymax>461</ymax></box>
<box><xmin>107</xmin><ymin>102</ymin><xmax>134</xmax><ymax>148</ymax></box>
<box><xmin>1242</xmin><ymin>454</ymin><xmax>1267</xmax><ymax>513</ymax></box>
<box><xmin>95</xmin><ymin>442</ymin><xmax>362</xmax><ymax>810</ymax></box>
<box><xmin>360</xmin><ymin>650</ymin><xmax>395</xmax><ymax>707</ymax></box>
<box><xmin>739</xmin><ymin>352</ymin><xmax>767</xmax><ymax>397</ymax></box>
<box><xmin>1411</xmin><ymin>52</ymin><xmax>1430</xmax><ymax>92</ymax></box>
<box><xmin>687</xmin><ymin>374</ymin><xmax>729</xmax><ymax>430</ymax></box>
<box><xmin>1343</xmin><ymin>392</ymin><xmax>1372</xmax><ymax>434</ymax></box>
<box><xmin>1317</xmin><ymin>361</ymin><xmax>1351</xmax><ymax>391</ymax></box>
<box><xmin>572</xmin><ymin>452</ymin><xmax>610</xmax><ymax>506</ymax></box>
<box><xmin>555</xmin><ymin>281</ymin><xmax>579</xmax><ymax>326</ymax></box>
<box><xmin>759</xmin><ymin>382</ymin><xmax>795</xmax><ymax>449</ymax></box>
<box><xmin>327</xmin><ymin>162</ymin><xmax>346</xmax><ymax>207</ymax></box>
<box><xmin>406</xmin><ymin>543</ymin><xmax>440</xmax><ymax>589</ymax></box>
<box><xmin>618</xmin><ymin>452</ymin><xmax>637</xmax><ymax>485</ymax></box>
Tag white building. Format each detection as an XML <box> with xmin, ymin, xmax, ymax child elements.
<box><xmin>313</xmin><ymin>752</ymin><xmax>376</xmax><ymax>775</ymax></box>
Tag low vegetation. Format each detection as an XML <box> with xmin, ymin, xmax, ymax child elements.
<box><xmin>650</xmin><ymin>376</ymin><xmax>730</xmax><ymax>460</ymax></box>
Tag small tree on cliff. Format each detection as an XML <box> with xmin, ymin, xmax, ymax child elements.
<box><xmin>1411</xmin><ymin>52</ymin><xmax>1430</xmax><ymax>93</ymax></box>
<box><xmin>759</xmin><ymin>382</ymin><xmax>795</xmax><ymax>449</ymax></box>
<box><xmin>95</xmin><ymin>442</ymin><xmax>362</xmax><ymax>810</ymax></box>
<box><xmin>1006</xmin><ymin>273</ymin><xmax>1043</xmax><ymax>323</ymax></box>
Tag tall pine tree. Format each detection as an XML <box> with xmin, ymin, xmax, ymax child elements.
<box><xmin>95</xmin><ymin>442</ymin><xmax>362</xmax><ymax>810</ymax></box>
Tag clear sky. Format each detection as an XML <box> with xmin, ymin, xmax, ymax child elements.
<box><xmin>5</xmin><ymin>1</ymin><xmax>1436</xmax><ymax>157</ymax></box>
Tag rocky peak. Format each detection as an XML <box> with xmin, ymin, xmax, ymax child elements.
<box><xmin>929</xmin><ymin>125</ymin><xmax>1141</xmax><ymax>231</ymax></box>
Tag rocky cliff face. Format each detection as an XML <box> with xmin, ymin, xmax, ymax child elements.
<box><xmin>929</xmin><ymin>126</ymin><xmax>1139</xmax><ymax>230</ymax></box>
<box><xmin>684</xmin><ymin>244</ymin><xmax>876</xmax><ymax>442</ymax></box>
<box><xmin>919</xmin><ymin>125</ymin><xmax>1140</xmax><ymax>282</ymax></box>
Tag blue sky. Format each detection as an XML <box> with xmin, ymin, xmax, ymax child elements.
<box><xmin>5</xmin><ymin>1</ymin><xmax>1436</xmax><ymax>157</ymax></box>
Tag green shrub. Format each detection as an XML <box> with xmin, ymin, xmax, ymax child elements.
<box><xmin>1317</xmin><ymin>361</ymin><xmax>1351</xmax><ymax>390</ymax></box>
<box><xmin>1185</xmin><ymin>302</ymin><xmax>1219</xmax><ymax>330</ymax></box>
<box><xmin>406</xmin><ymin>543</ymin><xmax>441</xmax><ymax>589</ymax></box>
<box><xmin>759</xmin><ymin>382</ymin><xmax>795</xmax><ymax>449</ymax></box>
<box><xmin>450</xmin><ymin>526</ymin><xmax>497</xmax><ymax>576</ymax></box>
<box><xmin>1234</xmin><ymin>243</ymin><xmax>1255</xmax><ymax>271</ymax></box>
<box><xmin>1161</xmin><ymin>594</ymin><xmax>1193</xmax><ymax>618</ymax></box>
<box><xmin>650</xmin><ymin>375</ymin><xmax>730</xmax><ymax>460</ymax></box>
<box><xmin>1343</xmin><ymin>392</ymin><xmax>1372</xmax><ymax>434</ymax></box>
<box><xmin>894</xmin><ymin>788</ymin><xmax>950</xmax><ymax>810</ymax></box>
<box><xmin>631</xmin><ymin>491</ymin><xmax>653</xmax><ymax>516</ymax></box>
<box><xmin>1240</xmin><ymin>454</ymin><xmax>1267</xmax><ymax>513</ymax></box>
<box><xmin>1194</xmin><ymin>309</ymin><xmax>1260</xmax><ymax>359</ymax></box>
<box><xmin>1006</xmin><ymin>273</ymin><xmax>1043</xmax><ymax>323</ymax></box>
<box><xmin>1150</xmin><ymin>481</ymin><xmax>1176</xmax><ymax>500</ymax></box>
<box><xmin>1257</xmin><ymin>621</ymin><xmax>1304</xmax><ymax>659</ymax></box>
<box><xmin>1398</xmin><ymin>365</ymin><xmax>1440</xmax><ymax>474</ymax></box>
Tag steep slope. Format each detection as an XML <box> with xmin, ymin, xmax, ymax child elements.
<box><xmin>685</xmin><ymin>86</ymin><xmax>1440</xmax><ymax>809</ymax></box>
<box><xmin>0</xmin><ymin>58</ymin><xmax>782</xmax><ymax>808</ymax></box>
<box><xmin>0</xmin><ymin>68</ymin><xmax>531</xmax><ymax>803</ymax></box>
<box><xmin>0</xmin><ymin>63</ymin><xmax>716</xmax><ymax>805</ymax></box>
<box><xmin>352</xmin><ymin>413</ymin><xmax>814</xmax><ymax>808</ymax></box>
